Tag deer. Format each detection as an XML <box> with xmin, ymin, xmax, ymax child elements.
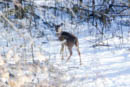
<box><xmin>55</xmin><ymin>24</ymin><xmax>82</xmax><ymax>65</ymax></box>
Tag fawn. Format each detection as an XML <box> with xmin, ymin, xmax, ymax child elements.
<box><xmin>55</xmin><ymin>24</ymin><xmax>82</xmax><ymax>65</ymax></box>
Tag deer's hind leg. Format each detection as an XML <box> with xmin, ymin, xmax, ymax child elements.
<box><xmin>75</xmin><ymin>41</ymin><xmax>82</xmax><ymax>65</ymax></box>
<box><xmin>66</xmin><ymin>45</ymin><xmax>73</xmax><ymax>62</ymax></box>
<box><xmin>76</xmin><ymin>45</ymin><xmax>82</xmax><ymax>65</ymax></box>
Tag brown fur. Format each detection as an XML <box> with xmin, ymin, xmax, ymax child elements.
<box><xmin>55</xmin><ymin>25</ymin><xmax>82</xmax><ymax>65</ymax></box>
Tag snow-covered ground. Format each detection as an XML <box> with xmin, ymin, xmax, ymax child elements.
<box><xmin>41</xmin><ymin>31</ymin><xmax>130</xmax><ymax>87</ymax></box>
<box><xmin>0</xmin><ymin>0</ymin><xmax>130</xmax><ymax>87</ymax></box>
<box><xmin>0</xmin><ymin>22</ymin><xmax>130</xmax><ymax>87</ymax></box>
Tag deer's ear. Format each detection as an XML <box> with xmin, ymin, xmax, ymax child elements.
<box><xmin>60</xmin><ymin>23</ymin><xmax>63</xmax><ymax>26</ymax></box>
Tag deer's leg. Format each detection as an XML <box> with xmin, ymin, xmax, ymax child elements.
<box><xmin>64</xmin><ymin>46</ymin><xmax>68</xmax><ymax>57</ymax></box>
<box><xmin>66</xmin><ymin>46</ymin><xmax>72</xmax><ymax>62</ymax></box>
<box><xmin>60</xmin><ymin>40</ymin><xmax>67</xmax><ymax>60</ymax></box>
<box><xmin>75</xmin><ymin>40</ymin><xmax>82</xmax><ymax>65</ymax></box>
<box><xmin>60</xmin><ymin>44</ymin><xmax>64</xmax><ymax>60</ymax></box>
<box><xmin>76</xmin><ymin>46</ymin><xmax>82</xmax><ymax>65</ymax></box>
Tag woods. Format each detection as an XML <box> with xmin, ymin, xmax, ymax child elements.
<box><xmin>1</xmin><ymin>0</ymin><xmax>129</xmax><ymax>47</ymax></box>
<box><xmin>0</xmin><ymin>0</ymin><xmax>130</xmax><ymax>87</ymax></box>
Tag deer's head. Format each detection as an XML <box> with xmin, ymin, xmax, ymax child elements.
<box><xmin>55</xmin><ymin>23</ymin><xmax>63</xmax><ymax>34</ymax></box>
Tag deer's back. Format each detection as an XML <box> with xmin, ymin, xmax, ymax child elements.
<box><xmin>59</xmin><ymin>31</ymin><xmax>78</xmax><ymax>44</ymax></box>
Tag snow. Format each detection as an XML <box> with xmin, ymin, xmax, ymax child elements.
<box><xmin>0</xmin><ymin>0</ymin><xmax>130</xmax><ymax>87</ymax></box>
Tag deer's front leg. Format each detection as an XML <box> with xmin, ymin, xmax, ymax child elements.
<box><xmin>60</xmin><ymin>44</ymin><xmax>64</xmax><ymax>60</ymax></box>
<box><xmin>60</xmin><ymin>39</ymin><xmax>67</xmax><ymax>60</ymax></box>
